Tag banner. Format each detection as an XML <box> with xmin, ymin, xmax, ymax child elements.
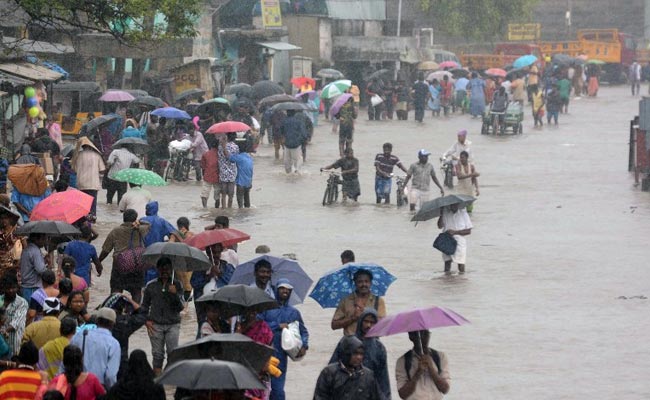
<box><xmin>508</xmin><ymin>23</ymin><xmax>541</xmax><ymax>41</ymax></box>
<box><xmin>261</xmin><ymin>0</ymin><xmax>282</xmax><ymax>28</ymax></box>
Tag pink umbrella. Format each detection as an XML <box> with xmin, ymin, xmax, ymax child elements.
<box><xmin>99</xmin><ymin>90</ymin><xmax>136</xmax><ymax>102</ymax></box>
<box><xmin>485</xmin><ymin>68</ymin><xmax>507</xmax><ymax>78</ymax></box>
<box><xmin>439</xmin><ymin>61</ymin><xmax>460</xmax><ymax>69</ymax></box>
<box><xmin>328</xmin><ymin>93</ymin><xmax>353</xmax><ymax>118</ymax></box>
<box><xmin>365</xmin><ymin>306</ymin><xmax>469</xmax><ymax>337</ymax></box>
<box><xmin>206</xmin><ymin>121</ymin><xmax>251</xmax><ymax>135</ymax></box>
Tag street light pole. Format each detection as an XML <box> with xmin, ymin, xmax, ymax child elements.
<box><xmin>397</xmin><ymin>0</ymin><xmax>402</xmax><ymax>37</ymax></box>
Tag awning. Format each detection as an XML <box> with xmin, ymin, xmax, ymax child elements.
<box><xmin>257</xmin><ymin>42</ymin><xmax>301</xmax><ymax>51</ymax></box>
<box><xmin>0</xmin><ymin>71</ymin><xmax>35</xmax><ymax>87</ymax></box>
<box><xmin>2</xmin><ymin>37</ymin><xmax>74</xmax><ymax>55</ymax></box>
<box><xmin>0</xmin><ymin>62</ymin><xmax>63</xmax><ymax>82</ymax></box>
<box><xmin>53</xmin><ymin>81</ymin><xmax>101</xmax><ymax>92</ymax></box>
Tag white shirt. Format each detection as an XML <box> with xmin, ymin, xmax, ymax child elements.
<box><xmin>441</xmin><ymin>208</ymin><xmax>473</xmax><ymax>232</ymax></box>
<box><xmin>249</xmin><ymin>281</ymin><xmax>275</xmax><ymax>299</ymax></box>
<box><xmin>118</xmin><ymin>187</ymin><xmax>152</xmax><ymax>218</ymax></box>
<box><xmin>395</xmin><ymin>350</ymin><xmax>450</xmax><ymax>400</ymax></box>
<box><xmin>107</xmin><ymin>148</ymin><xmax>141</xmax><ymax>177</ymax></box>
<box><xmin>221</xmin><ymin>249</ymin><xmax>239</xmax><ymax>267</ymax></box>
<box><xmin>444</xmin><ymin>140</ymin><xmax>472</xmax><ymax>160</ymax></box>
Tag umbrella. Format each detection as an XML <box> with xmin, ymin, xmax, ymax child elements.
<box><xmin>29</xmin><ymin>189</ymin><xmax>93</xmax><ymax>224</ymax></box>
<box><xmin>450</xmin><ymin>68</ymin><xmax>469</xmax><ymax>78</ymax></box>
<box><xmin>61</xmin><ymin>144</ymin><xmax>74</xmax><ymax>157</ymax></box>
<box><xmin>229</xmin><ymin>255</ymin><xmax>314</xmax><ymax>305</ymax></box>
<box><xmin>513</xmin><ymin>54</ymin><xmax>538</xmax><ymax>69</ymax></box>
<box><xmin>427</xmin><ymin>71</ymin><xmax>453</xmax><ymax>82</ymax></box>
<box><xmin>99</xmin><ymin>90</ymin><xmax>135</xmax><ymax>102</ymax></box>
<box><xmin>365</xmin><ymin>306</ymin><xmax>469</xmax><ymax>337</ymax></box>
<box><xmin>184</xmin><ymin>228</ymin><xmax>250</xmax><ymax>250</ymax></box>
<box><xmin>225</xmin><ymin>83</ymin><xmax>253</xmax><ymax>98</ymax></box>
<box><xmin>485</xmin><ymin>68</ymin><xmax>507</xmax><ymax>78</ymax></box>
<box><xmin>317</xmin><ymin>68</ymin><xmax>344</xmax><ymax>79</ymax></box>
<box><xmin>196</xmin><ymin>284</ymin><xmax>279</xmax><ymax>318</ymax></box>
<box><xmin>411</xmin><ymin>194</ymin><xmax>475</xmax><ymax>222</ymax></box>
<box><xmin>80</xmin><ymin>114</ymin><xmax>120</xmax><ymax>133</ymax></box>
<box><xmin>367</xmin><ymin>69</ymin><xmax>393</xmax><ymax>81</ymax></box>
<box><xmin>551</xmin><ymin>54</ymin><xmax>573</xmax><ymax>66</ymax></box>
<box><xmin>206</xmin><ymin>121</ymin><xmax>251</xmax><ymax>135</ymax></box>
<box><xmin>505</xmin><ymin>67</ymin><xmax>525</xmax><ymax>80</ymax></box>
<box><xmin>309</xmin><ymin>263</ymin><xmax>397</xmax><ymax>309</ymax></box>
<box><xmin>0</xmin><ymin>206</ymin><xmax>21</xmax><ymax>224</ymax></box>
<box><xmin>168</xmin><ymin>333</ymin><xmax>274</xmax><ymax>372</ymax></box>
<box><xmin>258</xmin><ymin>94</ymin><xmax>298</xmax><ymax>108</ymax></box>
<box><xmin>112</xmin><ymin>137</ymin><xmax>149</xmax><ymax>153</ymax></box>
<box><xmin>295</xmin><ymin>90</ymin><xmax>317</xmax><ymax>100</ymax></box>
<box><xmin>290</xmin><ymin>77</ymin><xmax>316</xmax><ymax>89</ymax></box>
<box><xmin>416</xmin><ymin>61</ymin><xmax>440</xmax><ymax>71</ymax></box>
<box><xmin>15</xmin><ymin>221</ymin><xmax>80</xmax><ymax>236</ymax></box>
<box><xmin>196</xmin><ymin>98</ymin><xmax>231</xmax><ymax>115</ymax></box>
<box><xmin>141</xmin><ymin>242</ymin><xmax>211</xmax><ymax>272</ymax></box>
<box><xmin>252</xmin><ymin>81</ymin><xmax>284</xmax><ymax>102</ymax></box>
<box><xmin>112</xmin><ymin>168</ymin><xmax>167</xmax><ymax>186</ymax></box>
<box><xmin>320</xmin><ymin>80</ymin><xmax>352</xmax><ymax>99</ymax></box>
<box><xmin>151</xmin><ymin>107</ymin><xmax>191</xmax><ymax>120</ymax></box>
<box><xmin>270</xmin><ymin>102</ymin><xmax>317</xmax><ymax>113</ymax></box>
<box><xmin>439</xmin><ymin>60</ymin><xmax>460</xmax><ymax>69</ymax></box>
<box><xmin>328</xmin><ymin>93</ymin><xmax>353</xmax><ymax>118</ymax></box>
<box><xmin>130</xmin><ymin>96</ymin><xmax>165</xmax><ymax>108</ymax></box>
<box><xmin>175</xmin><ymin>88</ymin><xmax>206</xmax><ymax>102</ymax></box>
<box><xmin>586</xmin><ymin>59</ymin><xmax>605</xmax><ymax>65</ymax></box>
<box><xmin>156</xmin><ymin>358</ymin><xmax>265</xmax><ymax>390</ymax></box>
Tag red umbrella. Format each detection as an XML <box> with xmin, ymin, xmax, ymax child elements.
<box><xmin>30</xmin><ymin>189</ymin><xmax>93</xmax><ymax>223</ymax></box>
<box><xmin>184</xmin><ymin>228</ymin><xmax>251</xmax><ymax>250</ymax></box>
<box><xmin>206</xmin><ymin>121</ymin><xmax>251</xmax><ymax>135</ymax></box>
<box><xmin>290</xmin><ymin>77</ymin><xmax>316</xmax><ymax>89</ymax></box>
<box><xmin>439</xmin><ymin>61</ymin><xmax>460</xmax><ymax>69</ymax></box>
<box><xmin>485</xmin><ymin>68</ymin><xmax>507</xmax><ymax>78</ymax></box>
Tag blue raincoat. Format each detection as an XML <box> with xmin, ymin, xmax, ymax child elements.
<box><xmin>141</xmin><ymin>201</ymin><xmax>176</xmax><ymax>283</ymax></box>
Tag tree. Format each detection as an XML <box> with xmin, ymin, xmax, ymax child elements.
<box><xmin>420</xmin><ymin>0</ymin><xmax>539</xmax><ymax>42</ymax></box>
<box><xmin>8</xmin><ymin>0</ymin><xmax>202</xmax><ymax>44</ymax></box>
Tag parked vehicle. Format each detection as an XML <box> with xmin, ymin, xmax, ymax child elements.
<box><xmin>51</xmin><ymin>81</ymin><xmax>103</xmax><ymax>137</ymax></box>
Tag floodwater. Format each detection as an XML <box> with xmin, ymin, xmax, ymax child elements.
<box><xmin>88</xmin><ymin>85</ymin><xmax>650</xmax><ymax>399</ymax></box>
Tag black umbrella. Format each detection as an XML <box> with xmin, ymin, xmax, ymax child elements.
<box><xmin>130</xmin><ymin>96</ymin><xmax>165</xmax><ymax>108</ymax></box>
<box><xmin>231</xmin><ymin>97</ymin><xmax>256</xmax><ymax>114</ymax></box>
<box><xmin>271</xmin><ymin>102</ymin><xmax>317</xmax><ymax>112</ymax></box>
<box><xmin>252</xmin><ymin>81</ymin><xmax>284</xmax><ymax>102</ymax></box>
<box><xmin>258</xmin><ymin>94</ymin><xmax>298</xmax><ymax>108</ymax></box>
<box><xmin>411</xmin><ymin>194</ymin><xmax>476</xmax><ymax>222</ymax></box>
<box><xmin>15</xmin><ymin>221</ymin><xmax>81</xmax><ymax>236</ymax></box>
<box><xmin>175</xmin><ymin>88</ymin><xmax>206</xmax><ymax>102</ymax></box>
<box><xmin>196</xmin><ymin>98</ymin><xmax>231</xmax><ymax>115</ymax></box>
<box><xmin>141</xmin><ymin>242</ymin><xmax>211</xmax><ymax>272</ymax></box>
<box><xmin>196</xmin><ymin>284</ymin><xmax>278</xmax><ymax>318</ymax></box>
<box><xmin>552</xmin><ymin>54</ymin><xmax>573</xmax><ymax>67</ymax></box>
<box><xmin>156</xmin><ymin>359</ymin><xmax>265</xmax><ymax>390</ymax></box>
<box><xmin>368</xmin><ymin>69</ymin><xmax>393</xmax><ymax>81</ymax></box>
<box><xmin>317</xmin><ymin>68</ymin><xmax>344</xmax><ymax>79</ymax></box>
<box><xmin>112</xmin><ymin>137</ymin><xmax>149</xmax><ymax>154</ymax></box>
<box><xmin>168</xmin><ymin>333</ymin><xmax>274</xmax><ymax>372</ymax></box>
<box><xmin>225</xmin><ymin>83</ymin><xmax>253</xmax><ymax>99</ymax></box>
<box><xmin>450</xmin><ymin>68</ymin><xmax>470</xmax><ymax>78</ymax></box>
<box><xmin>79</xmin><ymin>114</ymin><xmax>120</xmax><ymax>134</ymax></box>
<box><xmin>61</xmin><ymin>144</ymin><xmax>74</xmax><ymax>157</ymax></box>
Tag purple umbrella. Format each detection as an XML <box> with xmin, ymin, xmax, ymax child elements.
<box><xmin>99</xmin><ymin>90</ymin><xmax>136</xmax><ymax>102</ymax></box>
<box><xmin>295</xmin><ymin>90</ymin><xmax>317</xmax><ymax>100</ymax></box>
<box><xmin>328</xmin><ymin>93</ymin><xmax>353</xmax><ymax>118</ymax></box>
<box><xmin>365</xmin><ymin>306</ymin><xmax>469</xmax><ymax>338</ymax></box>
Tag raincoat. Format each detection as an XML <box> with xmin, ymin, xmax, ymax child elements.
<box><xmin>329</xmin><ymin>308</ymin><xmax>390</xmax><ymax>400</ymax></box>
<box><xmin>141</xmin><ymin>201</ymin><xmax>176</xmax><ymax>283</ymax></box>
<box><xmin>313</xmin><ymin>336</ymin><xmax>382</xmax><ymax>400</ymax></box>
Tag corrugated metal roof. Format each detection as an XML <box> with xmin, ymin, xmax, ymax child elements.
<box><xmin>257</xmin><ymin>42</ymin><xmax>302</xmax><ymax>51</ymax></box>
<box><xmin>0</xmin><ymin>62</ymin><xmax>63</xmax><ymax>82</ymax></box>
<box><xmin>326</xmin><ymin>0</ymin><xmax>386</xmax><ymax>20</ymax></box>
<box><xmin>53</xmin><ymin>81</ymin><xmax>101</xmax><ymax>92</ymax></box>
<box><xmin>2</xmin><ymin>37</ymin><xmax>74</xmax><ymax>55</ymax></box>
<box><xmin>0</xmin><ymin>71</ymin><xmax>34</xmax><ymax>87</ymax></box>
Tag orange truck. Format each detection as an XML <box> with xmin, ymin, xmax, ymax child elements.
<box><xmin>459</xmin><ymin>43</ymin><xmax>543</xmax><ymax>70</ymax></box>
<box><xmin>539</xmin><ymin>29</ymin><xmax>637</xmax><ymax>82</ymax></box>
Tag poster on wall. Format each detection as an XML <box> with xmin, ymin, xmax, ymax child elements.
<box><xmin>261</xmin><ymin>0</ymin><xmax>282</xmax><ymax>28</ymax></box>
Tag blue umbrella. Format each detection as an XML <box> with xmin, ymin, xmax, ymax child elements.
<box><xmin>309</xmin><ymin>263</ymin><xmax>397</xmax><ymax>309</ymax></box>
<box><xmin>151</xmin><ymin>106</ymin><xmax>191</xmax><ymax>120</ymax></box>
<box><xmin>229</xmin><ymin>255</ymin><xmax>313</xmax><ymax>305</ymax></box>
<box><xmin>513</xmin><ymin>55</ymin><xmax>538</xmax><ymax>69</ymax></box>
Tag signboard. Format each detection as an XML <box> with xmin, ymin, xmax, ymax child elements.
<box><xmin>172</xmin><ymin>62</ymin><xmax>201</xmax><ymax>95</ymax></box>
<box><xmin>508</xmin><ymin>23</ymin><xmax>541</xmax><ymax>41</ymax></box>
<box><xmin>261</xmin><ymin>0</ymin><xmax>282</xmax><ymax>28</ymax></box>
<box><xmin>292</xmin><ymin>56</ymin><xmax>312</xmax><ymax>79</ymax></box>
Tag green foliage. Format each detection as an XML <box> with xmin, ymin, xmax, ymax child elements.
<box><xmin>420</xmin><ymin>0</ymin><xmax>538</xmax><ymax>41</ymax></box>
<box><xmin>13</xmin><ymin>0</ymin><xmax>201</xmax><ymax>43</ymax></box>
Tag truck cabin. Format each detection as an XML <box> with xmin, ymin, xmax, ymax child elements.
<box><xmin>51</xmin><ymin>82</ymin><xmax>102</xmax><ymax>135</ymax></box>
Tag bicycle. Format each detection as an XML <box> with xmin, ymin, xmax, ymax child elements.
<box><xmin>321</xmin><ymin>170</ymin><xmax>342</xmax><ymax>206</ymax></box>
<box><xmin>440</xmin><ymin>157</ymin><xmax>454</xmax><ymax>189</ymax></box>
<box><xmin>164</xmin><ymin>149</ymin><xmax>192</xmax><ymax>182</ymax></box>
<box><xmin>395</xmin><ymin>175</ymin><xmax>408</xmax><ymax>207</ymax></box>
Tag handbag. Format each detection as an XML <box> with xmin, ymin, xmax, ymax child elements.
<box><xmin>370</xmin><ymin>94</ymin><xmax>384</xmax><ymax>106</ymax></box>
<box><xmin>115</xmin><ymin>230</ymin><xmax>146</xmax><ymax>273</ymax></box>
<box><xmin>281</xmin><ymin>321</ymin><xmax>303</xmax><ymax>361</ymax></box>
<box><xmin>433</xmin><ymin>232</ymin><xmax>457</xmax><ymax>255</ymax></box>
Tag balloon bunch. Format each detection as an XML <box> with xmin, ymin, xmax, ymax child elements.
<box><xmin>24</xmin><ymin>86</ymin><xmax>40</xmax><ymax>118</ymax></box>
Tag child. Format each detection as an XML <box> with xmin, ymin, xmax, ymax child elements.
<box><xmin>221</xmin><ymin>137</ymin><xmax>253</xmax><ymax>209</ymax></box>
<box><xmin>199</xmin><ymin>135</ymin><xmax>219</xmax><ymax>208</ymax></box>
<box><xmin>546</xmin><ymin>85</ymin><xmax>562</xmax><ymax>126</ymax></box>
<box><xmin>531</xmin><ymin>87</ymin><xmax>545</xmax><ymax>128</ymax></box>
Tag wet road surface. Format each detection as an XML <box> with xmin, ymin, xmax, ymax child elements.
<box><xmin>87</xmin><ymin>85</ymin><xmax>650</xmax><ymax>399</ymax></box>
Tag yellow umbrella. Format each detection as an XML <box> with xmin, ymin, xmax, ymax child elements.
<box><xmin>417</xmin><ymin>61</ymin><xmax>440</xmax><ymax>71</ymax></box>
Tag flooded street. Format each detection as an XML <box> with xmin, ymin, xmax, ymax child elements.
<box><xmin>89</xmin><ymin>85</ymin><xmax>650</xmax><ymax>399</ymax></box>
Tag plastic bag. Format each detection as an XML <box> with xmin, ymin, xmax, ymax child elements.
<box><xmin>281</xmin><ymin>321</ymin><xmax>303</xmax><ymax>361</ymax></box>
<box><xmin>370</xmin><ymin>95</ymin><xmax>384</xmax><ymax>106</ymax></box>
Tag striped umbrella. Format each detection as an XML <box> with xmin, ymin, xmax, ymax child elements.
<box><xmin>320</xmin><ymin>80</ymin><xmax>352</xmax><ymax>99</ymax></box>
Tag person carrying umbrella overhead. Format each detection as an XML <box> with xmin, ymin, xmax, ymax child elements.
<box><xmin>438</xmin><ymin>201</ymin><xmax>472</xmax><ymax>274</ymax></box>
<box><xmin>330</xmin><ymin>269</ymin><xmax>386</xmax><ymax>336</ymax></box>
<box><xmin>261</xmin><ymin>278</ymin><xmax>309</xmax><ymax>400</ymax></box>
<box><xmin>105</xmin><ymin>143</ymin><xmax>141</xmax><ymax>205</ymax></box>
<box><xmin>141</xmin><ymin>257</ymin><xmax>184</xmax><ymax>376</ymax></box>
<box><xmin>396</xmin><ymin>330</ymin><xmax>450</xmax><ymax>400</ymax></box>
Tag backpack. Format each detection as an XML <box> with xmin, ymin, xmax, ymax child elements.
<box><xmin>8</xmin><ymin>164</ymin><xmax>48</xmax><ymax>196</ymax></box>
<box><xmin>404</xmin><ymin>348</ymin><xmax>442</xmax><ymax>380</ymax></box>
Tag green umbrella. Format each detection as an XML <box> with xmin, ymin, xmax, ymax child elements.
<box><xmin>586</xmin><ymin>59</ymin><xmax>605</xmax><ymax>65</ymax></box>
<box><xmin>320</xmin><ymin>79</ymin><xmax>352</xmax><ymax>99</ymax></box>
<box><xmin>112</xmin><ymin>168</ymin><xmax>167</xmax><ymax>186</ymax></box>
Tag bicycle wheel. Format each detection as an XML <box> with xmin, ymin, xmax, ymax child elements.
<box><xmin>322</xmin><ymin>186</ymin><xmax>330</xmax><ymax>206</ymax></box>
<box><xmin>445</xmin><ymin>169</ymin><xmax>454</xmax><ymax>189</ymax></box>
<box><xmin>396</xmin><ymin>188</ymin><xmax>404</xmax><ymax>206</ymax></box>
<box><xmin>329</xmin><ymin>184</ymin><xmax>338</xmax><ymax>204</ymax></box>
<box><xmin>164</xmin><ymin>160</ymin><xmax>174</xmax><ymax>181</ymax></box>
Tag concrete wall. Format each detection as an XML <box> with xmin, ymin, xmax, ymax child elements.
<box><xmin>319</xmin><ymin>19</ymin><xmax>333</xmax><ymax>61</ymax></box>
<box><xmin>186</xmin><ymin>4</ymin><xmax>215</xmax><ymax>62</ymax></box>
<box><xmin>333</xmin><ymin>35</ymin><xmax>415</xmax><ymax>61</ymax></box>
<box><xmin>285</xmin><ymin>15</ymin><xmax>322</xmax><ymax>60</ymax></box>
